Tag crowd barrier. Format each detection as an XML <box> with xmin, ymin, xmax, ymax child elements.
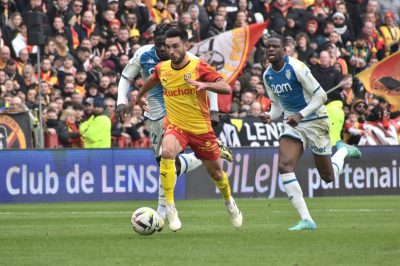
<box><xmin>0</xmin><ymin>147</ymin><xmax>399</xmax><ymax>203</ymax></box>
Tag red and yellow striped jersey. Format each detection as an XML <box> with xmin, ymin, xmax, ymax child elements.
<box><xmin>152</xmin><ymin>58</ymin><xmax>222</xmax><ymax>135</ymax></box>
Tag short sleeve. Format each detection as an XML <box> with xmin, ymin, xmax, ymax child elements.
<box><xmin>197</xmin><ymin>60</ymin><xmax>222</xmax><ymax>82</ymax></box>
<box><xmin>152</xmin><ymin>63</ymin><xmax>161</xmax><ymax>82</ymax></box>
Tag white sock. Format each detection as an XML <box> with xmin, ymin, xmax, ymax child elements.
<box><xmin>208</xmin><ymin>91</ymin><xmax>219</xmax><ymax>111</ymax></box>
<box><xmin>157</xmin><ymin>176</ymin><xmax>167</xmax><ymax>220</ymax></box>
<box><xmin>178</xmin><ymin>153</ymin><xmax>202</xmax><ymax>175</ymax></box>
<box><xmin>281</xmin><ymin>172</ymin><xmax>313</xmax><ymax>222</ymax></box>
<box><xmin>331</xmin><ymin>147</ymin><xmax>348</xmax><ymax>178</ymax></box>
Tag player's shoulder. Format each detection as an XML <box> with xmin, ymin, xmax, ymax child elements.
<box><xmin>129</xmin><ymin>45</ymin><xmax>154</xmax><ymax>63</ymax></box>
<box><xmin>155</xmin><ymin>59</ymin><xmax>171</xmax><ymax>71</ymax></box>
<box><xmin>287</xmin><ymin>56</ymin><xmax>308</xmax><ymax>71</ymax></box>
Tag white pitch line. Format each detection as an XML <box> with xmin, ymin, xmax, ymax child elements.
<box><xmin>0</xmin><ymin>211</ymin><xmax>132</xmax><ymax>215</ymax></box>
<box><xmin>272</xmin><ymin>209</ymin><xmax>396</xmax><ymax>213</ymax></box>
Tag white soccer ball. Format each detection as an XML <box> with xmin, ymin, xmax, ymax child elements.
<box><xmin>131</xmin><ymin>207</ymin><xmax>164</xmax><ymax>235</ymax></box>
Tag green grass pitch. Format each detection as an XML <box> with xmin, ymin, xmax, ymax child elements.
<box><xmin>1</xmin><ymin>196</ymin><xmax>399</xmax><ymax>266</ymax></box>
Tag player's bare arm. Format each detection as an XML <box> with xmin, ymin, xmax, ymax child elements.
<box><xmin>186</xmin><ymin>79</ymin><xmax>231</xmax><ymax>94</ymax></box>
<box><xmin>137</xmin><ymin>76</ymin><xmax>161</xmax><ymax>112</ymax></box>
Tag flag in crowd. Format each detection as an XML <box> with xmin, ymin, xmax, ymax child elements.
<box><xmin>357</xmin><ymin>51</ymin><xmax>400</xmax><ymax>111</ymax></box>
<box><xmin>190</xmin><ymin>22</ymin><xmax>268</xmax><ymax>113</ymax></box>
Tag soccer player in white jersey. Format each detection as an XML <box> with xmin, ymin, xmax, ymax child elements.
<box><xmin>260</xmin><ymin>34</ymin><xmax>361</xmax><ymax>231</ymax></box>
<box><xmin>117</xmin><ymin>23</ymin><xmax>232</xmax><ymax>220</ymax></box>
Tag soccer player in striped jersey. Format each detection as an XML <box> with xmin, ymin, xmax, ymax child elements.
<box><xmin>260</xmin><ymin>33</ymin><xmax>361</xmax><ymax>231</ymax></box>
<box><xmin>137</xmin><ymin>25</ymin><xmax>242</xmax><ymax>232</ymax></box>
<box><xmin>117</xmin><ymin>23</ymin><xmax>232</xmax><ymax>221</ymax></box>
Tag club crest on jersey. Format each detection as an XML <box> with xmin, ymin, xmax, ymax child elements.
<box><xmin>184</xmin><ymin>73</ymin><xmax>191</xmax><ymax>81</ymax></box>
<box><xmin>285</xmin><ymin>69</ymin><xmax>291</xmax><ymax>80</ymax></box>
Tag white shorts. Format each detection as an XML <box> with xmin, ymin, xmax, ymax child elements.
<box><xmin>281</xmin><ymin>118</ymin><xmax>332</xmax><ymax>156</ymax></box>
<box><xmin>147</xmin><ymin>118</ymin><xmax>164</xmax><ymax>157</ymax></box>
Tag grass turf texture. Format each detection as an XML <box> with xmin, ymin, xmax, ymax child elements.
<box><xmin>1</xmin><ymin>196</ymin><xmax>399</xmax><ymax>266</ymax></box>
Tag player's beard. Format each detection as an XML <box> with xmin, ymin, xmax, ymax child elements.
<box><xmin>171</xmin><ymin>52</ymin><xmax>185</xmax><ymax>65</ymax></box>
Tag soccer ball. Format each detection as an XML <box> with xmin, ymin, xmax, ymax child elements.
<box><xmin>131</xmin><ymin>207</ymin><xmax>164</xmax><ymax>235</ymax></box>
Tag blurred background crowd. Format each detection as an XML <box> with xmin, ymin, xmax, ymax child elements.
<box><xmin>0</xmin><ymin>0</ymin><xmax>399</xmax><ymax>148</ymax></box>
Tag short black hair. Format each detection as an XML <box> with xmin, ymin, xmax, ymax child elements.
<box><xmin>265</xmin><ymin>31</ymin><xmax>285</xmax><ymax>46</ymax></box>
<box><xmin>165</xmin><ymin>25</ymin><xmax>188</xmax><ymax>42</ymax></box>
<box><xmin>154</xmin><ymin>22</ymin><xmax>181</xmax><ymax>37</ymax></box>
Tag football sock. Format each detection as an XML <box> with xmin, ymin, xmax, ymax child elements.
<box><xmin>281</xmin><ymin>172</ymin><xmax>313</xmax><ymax>222</ymax></box>
<box><xmin>213</xmin><ymin>171</ymin><xmax>231</xmax><ymax>202</ymax></box>
<box><xmin>331</xmin><ymin>147</ymin><xmax>348</xmax><ymax>178</ymax></box>
<box><xmin>177</xmin><ymin>153</ymin><xmax>202</xmax><ymax>176</ymax></box>
<box><xmin>160</xmin><ymin>158</ymin><xmax>177</xmax><ymax>205</ymax></box>
<box><xmin>208</xmin><ymin>91</ymin><xmax>219</xmax><ymax>111</ymax></box>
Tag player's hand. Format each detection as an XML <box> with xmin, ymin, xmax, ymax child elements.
<box><xmin>260</xmin><ymin>112</ymin><xmax>272</xmax><ymax>124</ymax></box>
<box><xmin>287</xmin><ymin>113</ymin><xmax>303</xmax><ymax>127</ymax></box>
<box><xmin>116</xmin><ymin>103</ymin><xmax>128</xmax><ymax>122</ymax></box>
<box><xmin>138</xmin><ymin>97</ymin><xmax>149</xmax><ymax>112</ymax></box>
<box><xmin>186</xmin><ymin>79</ymin><xmax>207</xmax><ymax>91</ymax></box>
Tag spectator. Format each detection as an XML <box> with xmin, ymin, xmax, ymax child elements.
<box><xmin>121</xmin><ymin>109</ymin><xmax>141</xmax><ymax>141</ymax></box>
<box><xmin>352</xmin><ymin>99</ymin><xmax>368</xmax><ymax>123</ymax></box>
<box><xmin>295</xmin><ymin>32</ymin><xmax>314</xmax><ymax>63</ymax></box>
<box><xmin>362</xmin><ymin>21</ymin><xmax>385</xmax><ymax>60</ymax></box>
<box><xmin>79</xmin><ymin>97</ymin><xmax>111</xmax><ymax>148</ymax></box>
<box><xmin>347</xmin><ymin>37</ymin><xmax>371</xmax><ymax>75</ymax></box>
<box><xmin>331</xmin><ymin>12</ymin><xmax>354</xmax><ymax>45</ymax></box>
<box><xmin>59</xmin><ymin>108</ymin><xmax>82</xmax><ymax>148</ymax></box>
<box><xmin>379</xmin><ymin>11</ymin><xmax>400</xmax><ymax>56</ymax></box>
<box><xmin>311</xmin><ymin>50</ymin><xmax>342</xmax><ymax>101</ymax></box>
<box><xmin>250</xmin><ymin>101</ymin><xmax>262</xmax><ymax>117</ymax></box>
<box><xmin>254</xmin><ymin>82</ymin><xmax>271</xmax><ymax>112</ymax></box>
<box><xmin>74</xmin><ymin>11</ymin><xmax>100</xmax><ymax>42</ymax></box>
<box><xmin>0</xmin><ymin>46</ymin><xmax>11</xmax><ymax>70</ymax></box>
<box><xmin>5</xmin><ymin>59</ymin><xmax>24</xmax><ymax>93</ymax></box>
<box><xmin>206</xmin><ymin>14</ymin><xmax>225</xmax><ymax>38</ymax></box>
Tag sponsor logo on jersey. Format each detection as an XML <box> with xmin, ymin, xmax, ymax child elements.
<box><xmin>285</xmin><ymin>69</ymin><xmax>291</xmax><ymax>80</ymax></box>
<box><xmin>271</xmin><ymin>83</ymin><xmax>293</xmax><ymax>96</ymax></box>
<box><xmin>199</xmin><ymin>140</ymin><xmax>218</xmax><ymax>152</ymax></box>
<box><xmin>147</xmin><ymin>58</ymin><xmax>156</xmax><ymax>64</ymax></box>
<box><xmin>164</xmin><ymin>87</ymin><xmax>196</xmax><ymax>97</ymax></box>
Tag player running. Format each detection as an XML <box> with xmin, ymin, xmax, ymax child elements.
<box><xmin>117</xmin><ymin>23</ymin><xmax>232</xmax><ymax>220</ymax></box>
<box><xmin>260</xmin><ymin>33</ymin><xmax>361</xmax><ymax>231</ymax></box>
<box><xmin>137</xmin><ymin>25</ymin><xmax>242</xmax><ymax>232</ymax></box>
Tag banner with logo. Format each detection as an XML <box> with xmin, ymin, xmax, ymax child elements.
<box><xmin>190</xmin><ymin>22</ymin><xmax>268</xmax><ymax>112</ymax></box>
<box><xmin>186</xmin><ymin>146</ymin><xmax>400</xmax><ymax>199</ymax></box>
<box><xmin>0</xmin><ymin>112</ymin><xmax>32</xmax><ymax>149</ymax></box>
<box><xmin>215</xmin><ymin>116</ymin><xmax>283</xmax><ymax>147</ymax></box>
<box><xmin>357</xmin><ymin>51</ymin><xmax>400</xmax><ymax>110</ymax></box>
<box><xmin>0</xmin><ymin>149</ymin><xmax>185</xmax><ymax>203</ymax></box>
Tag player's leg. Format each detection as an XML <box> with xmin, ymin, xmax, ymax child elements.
<box><xmin>207</xmin><ymin>91</ymin><xmax>233</xmax><ymax>162</ymax></box>
<box><xmin>192</xmin><ymin>131</ymin><xmax>242</xmax><ymax>228</ymax></box>
<box><xmin>152</xmin><ymin>119</ymin><xmax>202</xmax><ymax>219</ymax></box>
<box><xmin>159</xmin><ymin>128</ymin><xmax>185</xmax><ymax>231</ymax></box>
<box><xmin>279</xmin><ymin>136</ymin><xmax>316</xmax><ymax>231</ymax></box>
<box><xmin>311</xmin><ymin>118</ymin><xmax>361</xmax><ymax>182</ymax></box>
<box><xmin>176</xmin><ymin>152</ymin><xmax>203</xmax><ymax>176</ymax></box>
<box><xmin>202</xmin><ymin>158</ymin><xmax>243</xmax><ymax>229</ymax></box>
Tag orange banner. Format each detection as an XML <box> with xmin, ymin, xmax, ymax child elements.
<box><xmin>190</xmin><ymin>22</ymin><xmax>268</xmax><ymax>112</ymax></box>
<box><xmin>357</xmin><ymin>51</ymin><xmax>400</xmax><ymax>110</ymax></box>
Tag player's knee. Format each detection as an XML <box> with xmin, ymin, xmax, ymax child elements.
<box><xmin>320</xmin><ymin>173</ymin><xmax>334</xmax><ymax>183</ymax></box>
<box><xmin>209</xmin><ymin>169</ymin><xmax>222</xmax><ymax>181</ymax></box>
<box><xmin>278</xmin><ymin>161</ymin><xmax>295</xmax><ymax>174</ymax></box>
<box><xmin>161</xmin><ymin>149</ymin><xmax>175</xmax><ymax>160</ymax></box>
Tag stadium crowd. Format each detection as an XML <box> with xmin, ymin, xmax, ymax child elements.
<box><xmin>0</xmin><ymin>0</ymin><xmax>399</xmax><ymax>148</ymax></box>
